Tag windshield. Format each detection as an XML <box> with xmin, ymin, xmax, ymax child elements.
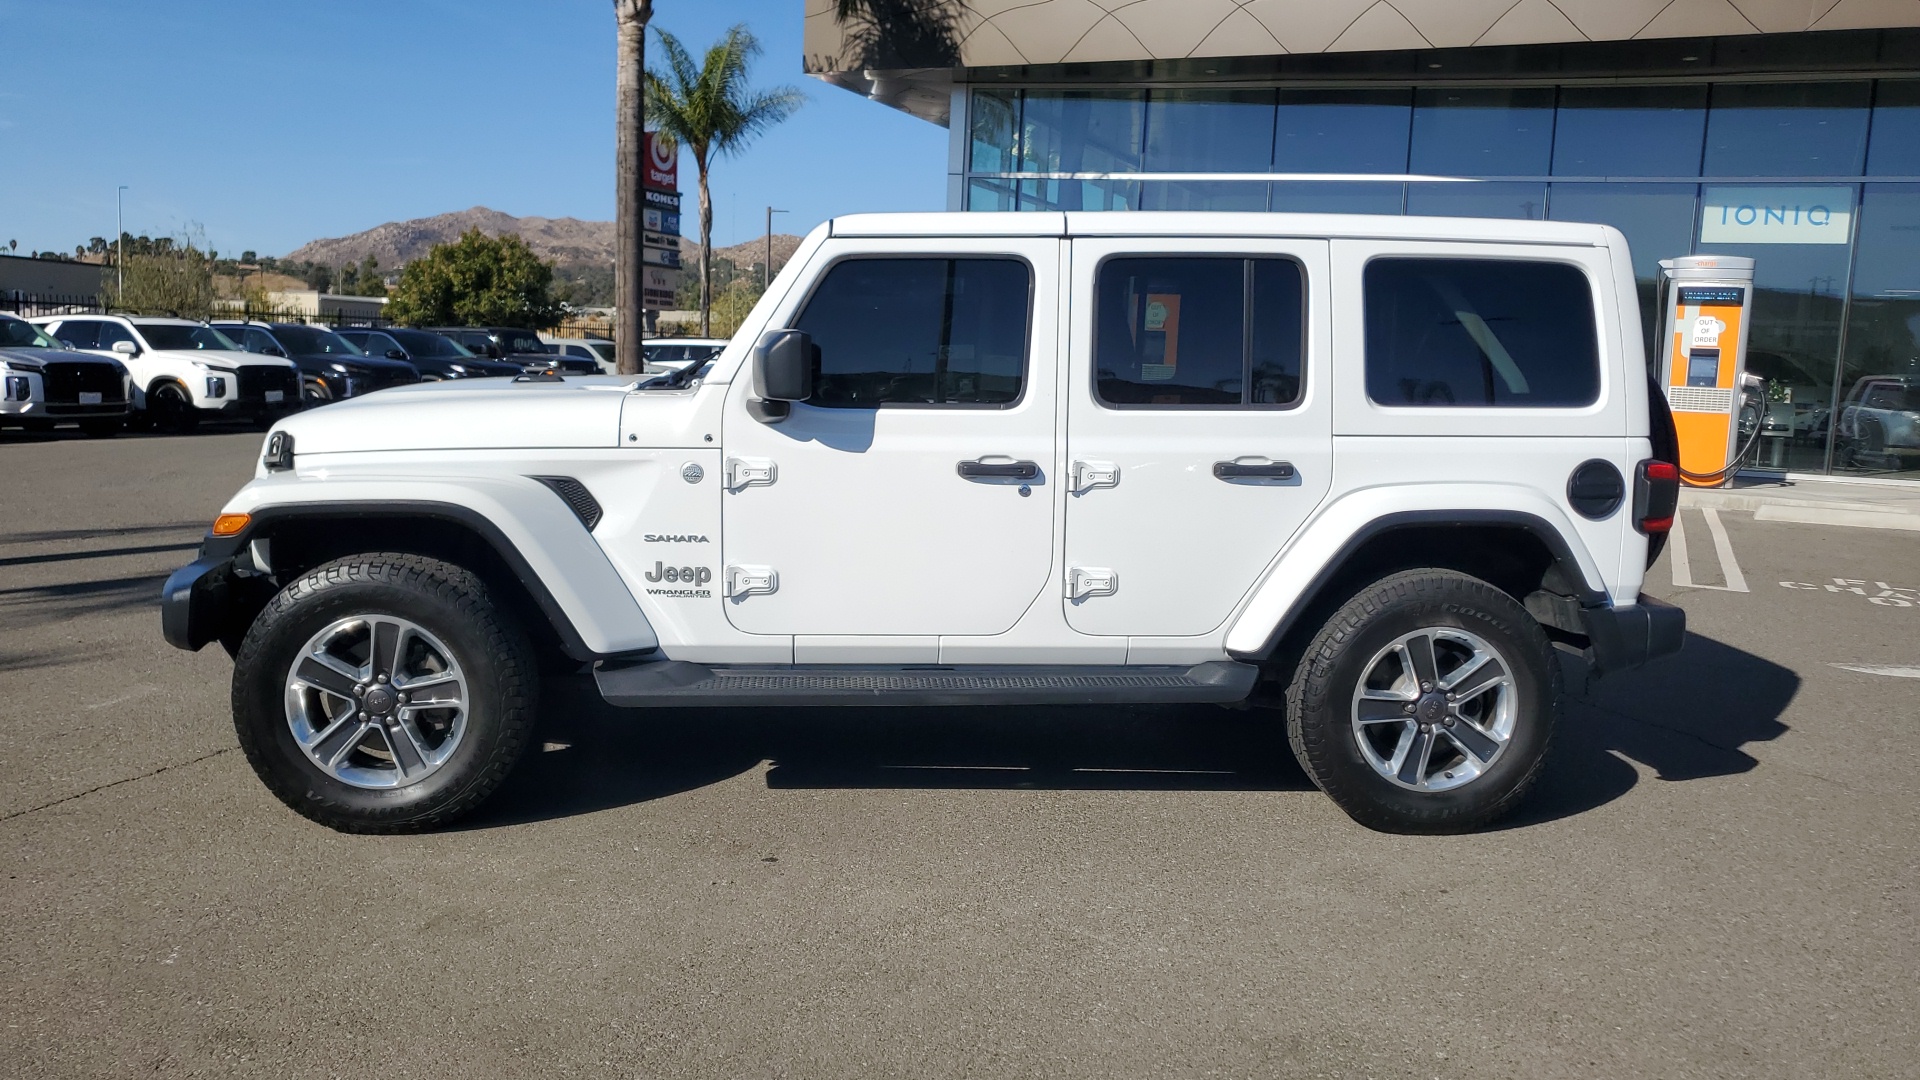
<box><xmin>0</xmin><ymin>317</ymin><xmax>62</xmax><ymax>349</ymax></box>
<box><xmin>394</xmin><ymin>331</ymin><xmax>474</xmax><ymax>358</ymax></box>
<box><xmin>502</xmin><ymin>332</ymin><xmax>546</xmax><ymax>354</ymax></box>
<box><xmin>271</xmin><ymin>326</ymin><xmax>364</xmax><ymax>356</ymax></box>
<box><xmin>134</xmin><ymin>324</ymin><xmax>240</xmax><ymax>352</ymax></box>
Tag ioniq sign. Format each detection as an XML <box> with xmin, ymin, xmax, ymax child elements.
<box><xmin>1699</xmin><ymin>186</ymin><xmax>1854</xmax><ymax>245</ymax></box>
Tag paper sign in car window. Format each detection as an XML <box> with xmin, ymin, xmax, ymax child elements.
<box><xmin>1141</xmin><ymin>293</ymin><xmax>1180</xmax><ymax>381</ymax></box>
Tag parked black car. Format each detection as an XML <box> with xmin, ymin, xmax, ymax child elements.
<box><xmin>213</xmin><ymin>322</ymin><xmax>421</xmax><ymax>404</ymax></box>
<box><xmin>425</xmin><ymin>326</ymin><xmax>600</xmax><ymax>375</ymax></box>
<box><xmin>337</xmin><ymin>328</ymin><xmax>524</xmax><ymax>381</ymax></box>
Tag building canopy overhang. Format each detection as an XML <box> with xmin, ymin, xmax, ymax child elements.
<box><xmin>804</xmin><ymin>0</ymin><xmax>1920</xmax><ymax>124</ymax></box>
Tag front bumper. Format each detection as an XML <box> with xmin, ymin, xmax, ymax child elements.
<box><xmin>161</xmin><ymin>548</ymin><xmax>234</xmax><ymax>651</ymax></box>
<box><xmin>1580</xmin><ymin>593</ymin><xmax>1686</xmax><ymax>676</ymax></box>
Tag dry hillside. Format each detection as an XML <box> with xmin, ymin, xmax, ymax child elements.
<box><xmin>284</xmin><ymin>206</ymin><xmax>803</xmax><ymax>274</ymax></box>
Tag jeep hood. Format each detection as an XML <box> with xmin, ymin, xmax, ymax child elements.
<box><xmin>274</xmin><ymin>377</ymin><xmax>636</xmax><ymax>454</ymax></box>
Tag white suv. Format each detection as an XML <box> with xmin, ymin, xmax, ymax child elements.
<box><xmin>163</xmin><ymin>212</ymin><xmax>1685</xmax><ymax>835</ymax></box>
<box><xmin>32</xmin><ymin>315</ymin><xmax>299</xmax><ymax>432</ymax></box>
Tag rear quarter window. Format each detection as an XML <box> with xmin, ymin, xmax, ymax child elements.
<box><xmin>1363</xmin><ymin>257</ymin><xmax>1600</xmax><ymax>408</ymax></box>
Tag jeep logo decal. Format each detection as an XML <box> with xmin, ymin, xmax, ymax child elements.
<box><xmin>644</xmin><ymin>534</ymin><xmax>710</xmax><ymax>543</ymax></box>
<box><xmin>645</xmin><ymin>562</ymin><xmax>712</xmax><ymax>586</ymax></box>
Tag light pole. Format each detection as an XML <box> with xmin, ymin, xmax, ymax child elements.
<box><xmin>764</xmin><ymin>207</ymin><xmax>787</xmax><ymax>291</ymax></box>
<box><xmin>115</xmin><ymin>185</ymin><xmax>128</xmax><ymax>298</ymax></box>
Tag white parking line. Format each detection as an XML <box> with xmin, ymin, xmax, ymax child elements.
<box><xmin>1830</xmin><ymin>664</ymin><xmax>1920</xmax><ymax>679</ymax></box>
<box><xmin>1701</xmin><ymin>508</ymin><xmax>1748</xmax><ymax>592</ymax></box>
<box><xmin>1670</xmin><ymin>508</ymin><xmax>1748</xmax><ymax>592</ymax></box>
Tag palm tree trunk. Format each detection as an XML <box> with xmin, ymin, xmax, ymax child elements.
<box><xmin>612</xmin><ymin>0</ymin><xmax>651</xmax><ymax>376</ymax></box>
<box><xmin>697</xmin><ymin>160</ymin><xmax>713</xmax><ymax>338</ymax></box>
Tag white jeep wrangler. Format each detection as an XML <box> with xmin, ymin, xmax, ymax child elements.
<box><xmin>163</xmin><ymin>212</ymin><xmax>1684</xmax><ymax>834</ymax></box>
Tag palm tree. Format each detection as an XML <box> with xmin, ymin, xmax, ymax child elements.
<box><xmin>612</xmin><ymin>0</ymin><xmax>652</xmax><ymax>375</ymax></box>
<box><xmin>647</xmin><ymin>24</ymin><xmax>804</xmax><ymax>337</ymax></box>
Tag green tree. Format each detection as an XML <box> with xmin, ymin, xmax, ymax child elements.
<box><xmin>338</xmin><ymin>254</ymin><xmax>386</xmax><ymax>297</ymax></box>
<box><xmin>384</xmin><ymin>229</ymin><xmax>563</xmax><ymax>328</ymax></box>
<box><xmin>98</xmin><ymin>238</ymin><xmax>217</xmax><ymax>319</ymax></box>
<box><xmin>647</xmin><ymin>24</ymin><xmax>803</xmax><ymax>336</ymax></box>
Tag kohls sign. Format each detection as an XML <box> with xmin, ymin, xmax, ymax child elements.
<box><xmin>643</xmin><ymin>131</ymin><xmax>677</xmax><ymax>191</ymax></box>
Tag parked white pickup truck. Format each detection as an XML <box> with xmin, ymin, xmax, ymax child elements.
<box><xmin>163</xmin><ymin>212</ymin><xmax>1684</xmax><ymax>835</ymax></box>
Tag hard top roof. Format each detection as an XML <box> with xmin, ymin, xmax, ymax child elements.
<box><xmin>827</xmin><ymin>210</ymin><xmax>1613</xmax><ymax>246</ymax></box>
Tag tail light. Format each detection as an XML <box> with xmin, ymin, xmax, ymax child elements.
<box><xmin>1634</xmin><ymin>460</ymin><xmax>1679</xmax><ymax>534</ymax></box>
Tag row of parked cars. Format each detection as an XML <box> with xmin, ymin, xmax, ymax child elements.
<box><xmin>0</xmin><ymin>311</ymin><xmax>728</xmax><ymax>435</ymax></box>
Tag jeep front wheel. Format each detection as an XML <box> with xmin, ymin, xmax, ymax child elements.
<box><xmin>1285</xmin><ymin>569</ymin><xmax>1558</xmax><ymax>834</ymax></box>
<box><xmin>231</xmin><ymin>553</ymin><xmax>536</xmax><ymax>833</ymax></box>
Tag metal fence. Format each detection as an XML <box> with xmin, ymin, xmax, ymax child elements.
<box><xmin>1</xmin><ymin>296</ymin><xmax>696</xmax><ymax>342</ymax></box>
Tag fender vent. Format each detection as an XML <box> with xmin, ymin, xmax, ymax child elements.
<box><xmin>530</xmin><ymin>475</ymin><xmax>602</xmax><ymax>531</ymax></box>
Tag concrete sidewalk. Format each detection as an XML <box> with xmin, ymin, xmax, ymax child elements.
<box><xmin>1680</xmin><ymin>473</ymin><xmax>1920</xmax><ymax>532</ymax></box>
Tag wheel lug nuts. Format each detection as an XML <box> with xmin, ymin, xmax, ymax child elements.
<box><xmin>1403</xmin><ymin>703</ymin><xmax>1415</xmax><ymax>714</ymax></box>
<box><xmin>1419</xmin><ymin>723</ymin><xmax>1432</xmax><ymax>733</ymax></box>
<box><xmin>1421</xmin><ymin>682</ymin><xmax>1433</xmax><ymax>692</ymax></box>
<box><xmin>1443</xmin><ymin>717</ymin><xmax>1455</xmax><ymax>727</ymax></box>
<box><xmin>377</xmin><ymin>674</ymin><xmax>389</xmax><ymax>684</ymax></box>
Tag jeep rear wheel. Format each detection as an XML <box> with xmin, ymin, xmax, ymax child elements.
<box><xmin>1285</xmin><ymin>569</ymin><xmax>1558</xmax><ymax>834</ymax></box>
<box><xmin>231</xmin><ymin>553</ymin><xmax>536</xmax><ymax>833</ymax></box>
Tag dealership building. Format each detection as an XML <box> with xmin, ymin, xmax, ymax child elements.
<box><xmin>806</xmin><ymin>1</ymin><xmax>1920</xmax><ymax>479</ymax></box>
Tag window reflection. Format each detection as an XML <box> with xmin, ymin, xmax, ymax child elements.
<box><xmin>970</xmin><ymin>89</ymin><xmax>1019</xmax><ymax>174</ymax></box>
<box><xmin>1274</xmin><ymin>89</ymin><xmax>1411</xmax><ymax>173</ymax></box>
<box><xmin>1410</xmin><ymin>87</ymin><xmax>1554</xmax><ymax>177</ymax></box>
<box><xmin>1406</xmin><ymin>182</ymin><xmax>1546</xmax><ymax>219</ymax></box>
<box><xmin>1837</xmin><ymin>185</ymin><xmax>1920</xmax><ymax>475</ymax></box>
<box><xmin>1137</xmin><ymin>181</ymin><xmax>1267</xmax><ymax>212</ymax></box>
<box><xmin>1144</xmin><ymin>89</ymin><xmax>1274</xmax><ymax>173</ymax></box>
<box><xmin>1271</xmin><ymin>181</ymin><xmax>1405</xmax><ymax>214</ymax></box>
<box><xmin>1704</xmin><ymin>82</ymin><xmax>1870</xmax><ymax>177</ymax></box>
<box><xmin>1019</xmin><ymin>91</ymin><xmax>1144</xmax><ymax>174</ymax></box>
<box><xmin>1866</xmin><ymin>81</ymin><xmax>1920</xmax><ymax>176</ymax></box>
<box><xmin>1553</xmin><ymin>86</ymin><xmax>1707</xmax><ymax>177</ymax></box>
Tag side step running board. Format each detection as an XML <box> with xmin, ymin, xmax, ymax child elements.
<box><xmin>592</xmin><ymin>660</ymin><xmax>1259</xmax><ymax>708</ymax></box>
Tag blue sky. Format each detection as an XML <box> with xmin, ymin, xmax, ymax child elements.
<box><xmin>0</xmin><ymin>0</ymin><xmax>948</xmax><ymax>258</ymax></box>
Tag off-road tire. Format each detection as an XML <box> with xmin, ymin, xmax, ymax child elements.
<box><xmin>231</xmin><ymin>552</ymin><xmax>537</xmax><ymax>833</ymax></box>
<box><xmin>1285</xmin><ymin>568</ymin><xmax>1559</xmax><ymax>834</ymax></box>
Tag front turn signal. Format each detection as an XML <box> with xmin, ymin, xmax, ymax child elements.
<box><xmin>212</xmin><ymin>513</ymin><xmax>251</xmax><ymax>537</ymax></box>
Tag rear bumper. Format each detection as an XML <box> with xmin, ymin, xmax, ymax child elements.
<box><xmin>1580</xmin><ymin>593</ymin><xmax>1686</xmax><ymax>676</ymax></box>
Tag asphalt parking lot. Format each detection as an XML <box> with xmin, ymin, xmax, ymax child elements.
<box><xmin>2</xmin><ymin>428</ymin><xmax>1916</xmax><ymax>1079</ymax></box>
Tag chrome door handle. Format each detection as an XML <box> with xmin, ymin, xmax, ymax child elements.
<box><xmin>957</xmin><ymin>458</ymin><xmax>1039</xmax><ymax>480</ymax></box>
<box><xmin>1213</xmin><ymin>459</ymin><xmax>1296</xmax><ymax>480</ymax></box>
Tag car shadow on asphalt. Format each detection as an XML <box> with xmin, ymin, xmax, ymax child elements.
<box><xmin>470</xmin><ymin>630</ymin><xmax>1797</xmax><ymax>832</ymax></box>
<box><xmin>1497</xmin><ymin>631</ymin><xmax>1798</xmax><ymax>830</ymax></box>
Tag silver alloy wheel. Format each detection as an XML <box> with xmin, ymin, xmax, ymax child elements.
<box><xmin>1350</xmin><ymin>627</ymin><xmax>1518</xmax><ymax>792</ymax></box>
<box><xmin>284</xmin><ymin>615</ymin><xmax>468</xmax><ymax>789</ymax></box>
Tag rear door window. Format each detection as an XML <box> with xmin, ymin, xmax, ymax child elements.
<box><xmin>1363</xmin><ymin>258</ymin><xmax>1600</xmax><ymax>407</ymax></box>
<box><xmin>49</xmin><ymin>320</ymin><xmax>100</xmax><ymax>349</ymax></box>
<box><xmin>1093</xmin><ymin>256</ymin><xmax>1305</xmax><ymax>407</ymax></box>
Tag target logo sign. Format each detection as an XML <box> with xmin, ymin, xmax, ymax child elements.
<box><xmin>644</xmin><ymin>131</ymin><xmax>677</xmax><ymax>190</ymax></box>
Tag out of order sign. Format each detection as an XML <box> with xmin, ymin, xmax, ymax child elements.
<box><xmin>1699</xmin><ymin>185</ymin><xmax>1854</xmax><ymax>245</ymax></box>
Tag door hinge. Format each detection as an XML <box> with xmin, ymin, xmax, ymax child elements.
<box><xmin>1066</xmin><ymin>567</ymin><xmax>1118</xmax><ymax>601</ymax></box>
<box><xmin>1072</xmin><ymin>460</ymin><xmax>1119</xmax><ymax>492</ymax></box>
<box><xmin>726</xmin><ymin>457</ymin><xmax>777</xmax><ymax>490</ymax></box>
<box><xmin>725</xmin><ymin>565</ymin><xmax>779</xmax><ymax>599</ymax></box>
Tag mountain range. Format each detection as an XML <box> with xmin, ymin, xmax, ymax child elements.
<box><xmin>284</xmin><ymin>206</ymin><xmax>803</xmax><ymax>274</ymax></box>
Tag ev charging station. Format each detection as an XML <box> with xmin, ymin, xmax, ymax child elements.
<box><xmin>1658</xmin><ymin>255</ymin><xmax>1758</xmax><ymax>487</ymax></box>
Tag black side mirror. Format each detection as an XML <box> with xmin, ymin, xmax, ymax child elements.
<box><xmin>750</xmin><ymin>329</ymin><xmax>814</xmax><ymax>423</ymax></box>
<box><xmin>386</xmin><ymin>349</ymin><xmax>407</xmax><ymax>360</ymax></box>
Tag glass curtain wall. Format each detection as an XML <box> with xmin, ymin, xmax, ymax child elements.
<box><xmin>966</xmin><ymin>79</ymin><xmax>1920</xmax><ymax>478</ymax></box>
